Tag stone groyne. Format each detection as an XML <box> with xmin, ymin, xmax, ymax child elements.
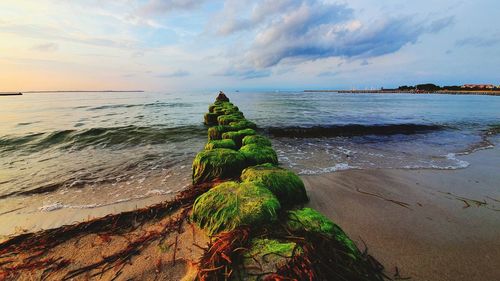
<box><xmin>191</xmin><ymin>92</ymin><xmax>386</xmax><ymax>280</ymax></box>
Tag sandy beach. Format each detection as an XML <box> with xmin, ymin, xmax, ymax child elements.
<box><xmin>304</xmin><ymin>147</ymin><xmax>500</xmax><ymax>281</ymax></box>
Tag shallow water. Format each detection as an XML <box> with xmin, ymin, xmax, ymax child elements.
<box><xmin>0</xmin><ymin>91</ymin><xmax>499</xmax><ymax>232</ymax></box>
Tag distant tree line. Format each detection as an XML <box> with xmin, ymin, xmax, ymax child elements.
<box><xmin>397</xmin><ymin>83</ymin><xmax>499</xmax><ymax>92</ymax></box>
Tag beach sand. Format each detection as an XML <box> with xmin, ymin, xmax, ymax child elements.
<box><xmin>303</xmin><ymin>147</ymin><xmax>500</xmax><ymax>281</ymax></box>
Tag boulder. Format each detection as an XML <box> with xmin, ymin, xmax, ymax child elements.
<box><xmin>192</xmin><ymin>149</ymin><xmax>246</xmax><ymax>184</ymax></box>
<box><xmin>191</xmin><ymin>181</ymin><xmax>280</xmax><ymax>235</ymax></box>
<box><xmin>241</xmin><ymin>135</ymin><xmax>272</xmax><ymax>147</ymax></box>
<box><xmin>222</xmin><ymin>129</ymin><xmax>256</xmax><ymax>147</ymax></box>
<box><xmin>286</xmin><ymin>208</ymin><xmax>360</xmax><ymax>259</ymax></box>
<box><xmin>241</xmin><ymin>163</ymin><xmax>308</xmax><ymax>206</ymax></box>
<box><xmin>239</xmin><ymin>144</ymin><xmax>278</xmax><ymax>165</ymax></box>
<box><xmin>204</xmin><ymin>139</ymin><xmax>237</xmax><ymax>150</ymax></box>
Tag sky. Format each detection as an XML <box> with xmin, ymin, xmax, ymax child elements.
<box><xmin>0</xmin><ymin>0</ymin><xmax>499</xmax><ymax>92</ymax></box>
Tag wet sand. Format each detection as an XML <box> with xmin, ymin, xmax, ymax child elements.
<box><xmin>303</xmin><ymin>147</ymin><xmax>500</xmax><ymax>281</ymax></box>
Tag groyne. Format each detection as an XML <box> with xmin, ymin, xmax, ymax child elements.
<box><xmin>191</xmin><ymin>92</ymin><xmax>387</xmax><ymax>280</ymax></box>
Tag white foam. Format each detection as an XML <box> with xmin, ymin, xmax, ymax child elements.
<box><xmin>298</xmin><ymin>163</ymin><xmax>357</xmax><ymax>175</ymax></box>
<box><xmin>38</xmin><ymin>202</ymin><xmax>64</xmax><ymax>212</ymax></box>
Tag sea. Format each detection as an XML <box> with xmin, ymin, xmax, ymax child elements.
<box><xmin>1</xmin><ymin>91</ymin><xmax>499</xmax><ymax>234</ymax></box>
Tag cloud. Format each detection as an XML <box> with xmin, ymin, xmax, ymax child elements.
<box><xmin>32</xmin><ymin>43</ymin><xmax>58</xmax><ymax>52</ymax></box>
<box><xmin>455</xmin><ymin>34</ymin><xmax>500</xmax><ymax>47</ymax></box>
<box><xmin>156</xmin><ymin>70</ymin><xmax>190</xmax><ymax>78</ymax></box>
<box><xmin>138</xmin><ymin>0</ymin><xmax>206</xmax><ymax>16</ymax></box>
<box><xmin>214</xmin><ymin>0</ymin><xmax>455</xmax><ymax>75</ymax></box>
<box><xmin>214</xmin><ymin>67</ymin><xmax>271</xmax><ymax>80</ymax></box>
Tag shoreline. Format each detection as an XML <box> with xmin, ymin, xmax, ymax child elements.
<box><xmin>304</xmin><ymin>90</ymin><xmax>500</xmax><ymax>96</ymax></box>
<box><xmin>303</xmin><ymin>146</ymin><xmax>500</xmax><ymax>280</ymax></box>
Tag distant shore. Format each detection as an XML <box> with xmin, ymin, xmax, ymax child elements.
<box><xmin>0</xmin><ymin>92</ymin><xmax>22</xmax><ymax>96</ymax></box>
<box><xmin>304</xmin><ymin>90</ymin><xmax>500</xmax><ymax>96</ymax></box>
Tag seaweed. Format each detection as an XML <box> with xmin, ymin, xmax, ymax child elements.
<box><xmin>205</xmin><ymin>139</ymin><xmax>237</xmax><ymax>151</ymax></box>
<box><xmin>204</xmin><ymin>113</ymin><xmax>219</xmax><ymax>126</ymax></box>
<box><xmin>192</xmin><ymin>149</ymin><xmax>247</xmax><ymax>184</ymax></box>
<box><xmin>286</xmin><ymin>208</ymin><xmax>359</xmax><ymax>259</ymax></box>
<box><xmin>239</xmin><ymin>144</ymin><xmax>278</xmax><ymax>166</ymax></box>
<box><xmin>242</xmin><ymin>135</ymin><xmax>272</xmax><ymax>147</ymax></box>
<box><xmin>229</xmin><ymin>120</ymin><xmax>257</xmax><ymax>131</ymax></box>
<box><xmin>222</xmin><ymin>129</ymin><xmax>256</xmax><ymax>147</ymax></box>
<box><xmin>218</xmin><ymin>114</ymin><xmax>245</xmax><ymax>126</ymax></box>
<box><xmin>241</xmin><ymin>164</ymin><xmax>308</xmax><ymax>206</ymax></box>
<box><xmin>191</xmin><ymin>181</ymin><xmax>280</xmax><ymax>235</ymax></box>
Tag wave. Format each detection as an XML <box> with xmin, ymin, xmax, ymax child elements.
<box><xmin>86</xmin><ymin>101</ymin><xmax>192</xmax><ymax>111</ymax></box>
<box><xmin>265</xmin><ymin>123</ymin><xmax>444</xmax><ymax>138</ymax></box>
<box><xmin>0</xmin><ymin>125</ymin><xmax>205</xmax><ymax>153</ymax></box>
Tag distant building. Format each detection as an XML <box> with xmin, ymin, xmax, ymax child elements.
<box><xmin>461</xmin><ymin>84</ymin><xmax>495</xmax><ymax>89</ymax></box>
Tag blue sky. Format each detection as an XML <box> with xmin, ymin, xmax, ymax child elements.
<box><xmin>0</xmin><ymin>0</ymin><xmax>498</xmax><ymax>91</ymax></box>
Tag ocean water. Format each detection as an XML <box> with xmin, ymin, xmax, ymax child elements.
<box><xmin>0</xmin><ymin>91</ymin><xmax>499</xmax><ymax>220</ymax></box>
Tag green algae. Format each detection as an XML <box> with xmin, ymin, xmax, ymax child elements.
<box><xmin>191</xmin><ymin>181</ymin><xmax>280</xmax><ymax>235</ymax></box>
<box><xmin>243</xmin><ymin>238</ymin><xmax>300</xmax><ymax>278</ymax></box>
<box><xmin>222</xmin><ymin>128</ymin><xmax>256</xmax><ymax>147</ymax></box>
<box><xmin>204</xmin><ymin>139</ymin><xmax>237</xmax><ymax>150</ymax></box>
<box><xmin>239</xmin><ymin>144</ymin><xmax>278</xmax><ymax>166</ymax></box>
<box><xmin>192</xmin><ymin>149</ymin><xmax>247</xmax><ymax>184</ymax></box>
<box><xmin>287</xmin><ymin>208</ymin><xmax>359</xmax><ymax>259</ymax></box>
<box><xmin>208</xmin><ymin>125</ymin><xmax>234</xmax><ymax>141</ymax></box>
<box><xmin>242</xmin><ymin>135</ymin><xmax>272</xmax><ymax>147</ymax></box>
<box><xmin>229</xmin><ymin>120</ymin><xmax>257</xmax><ymax>131</ymax></box>
<box><xmin>241</xmin><ymin>163</ymin><xmax>308</xmax><ymax>206</ymax></box>
<box><xmin>217</xmin><ymin>113</ymin><xmax>245</xmax><ymax>125</ymax></box>
<box><xmin>204</xmin><ymin>112</ymin><xmax>219</xmax><ymax>126</ymax></box>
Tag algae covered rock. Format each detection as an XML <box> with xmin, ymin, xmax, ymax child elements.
<box><xmin>287</xmin><ymin>208</ymin><xmax>359</xmax><ymax>259</ymax></box>
<box><xmin>208</xmin><ymin>125</ymin><xmax>235</xmax><ymax>141</ymax></box>
<box><xmin>242</xmin><ymin>135</ymin><xmax>272</xmax><ymax>147</ymax></box>
<box><xmin>191</xmin><ymin>181</ymin><xmax>280</xmax><ymax>235</ymax></box>
<box><xmin>217</xmin><ymin>113</ymin><xmax>244</xmax><ymax>125</ymax></box>
<box><xmin>205</xmin><ymin>139</ymin><xmax>237</xmax><ymax>150</ymax></box>
<box><xmin>241</xmin><ymin>163</ymin><xmax>308</xmax><ymax>206</ymax></box>
<box><xmin>239</xmin><ymin>144</ymin><xmax>278</xmax><ymax>166</ymax></box>
<box><xmin>192</xmin><ymin>149</ymin><xmax>246</xmax><ymax>184</ymax></box>
<box><xmin>222</xmin><ymin>128</ymin><xmax>256</xmax><ymax>147</ymax></box>
<box><xmin>229</xmin><ymin>120</ymin><xmax>257</xmax><ymax>131</ymax></box>
<box><xmin>242</xmin><ymin>238</ymin><xmax>300</xmax><ymax>277</ymax></box>
<box><xmin>204</xmin><ymin>112</ymin><xmax>219</xmax><ymax>126</ymax></box>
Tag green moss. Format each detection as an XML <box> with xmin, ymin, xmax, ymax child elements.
<box><xmin>191</xmin><ymin>181</ymin><xmax>280</xmax><ymax>235</ymax></box>
<box><xmin>204</xmin><ymin>112</ymin><xmax>219</xmax><ymax>126</ymax></box>
<box><xmin>192</xmin><ymin>149</ymin><xmax>247</xmax><ymax>184</ymax></box>
<box><xmin>217</xmin><ymin>113</ymin><xmax>245</xmax><ymax>125</ymax></box>
<box><xmin>243</xmin><ymin>238</ymin><xmax>300</xmax><ymax>277</ymax></box>
<box><xmin>222</xmin><ymin>128</ymin><xmax>256</xmax><ymax>147</ymax></box>
<box><xmin>229</xmin><ymin>120</ymin><xmax>257</xmax><ymax>131</ymax></box>
<box><xmin>287</xmin><ymin>208</ymin><xmax>359</xmax><ymax>259</ymax></box>
<box><xmin>204</xmin><ymin>139</ymin><xmax>237</xmax><ymax>150</ymax></box>
<box><xmin>241</xmin><ymin>164</ymin><xmax>308</xmax><ymax>206</ymax></box>
<box><xmin>239</xmin><ymin>144</ymin><xmax>278</xmax><ymax>166</ymax></box>
<box><xmin>242</xmin><ymin>135</ymin><xmax>271</xmax><ymax>147</ymax></box>
<box><xmin>208</xmin><ymin>125</ymin><xmax>234</xmax><ymax>141</ymax></box>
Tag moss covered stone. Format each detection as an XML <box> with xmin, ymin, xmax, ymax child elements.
<box><xmin>241</xmin><ymin>163</ymin><xmax>308</xmax><ymax>206</ymax></box>
<box><xmin>208</xmin><ymin>125</ymin><xmax>234</xmax><ymax>141</ymax></box>
<box><xmin>287</xmin><ymin>208</ymin><xmax>359</xmax><ymax>259</ymax></box>
<box><xmin>229</xmin><ymin>120</ymin><xmax>257</xmax><ymax>131</ymax></box>
<box><xmin>204</xmin><ymin>112</ymin><xmax>219</xmax><ymax>126</ymax></box>
<box><xmin>192</xmin><ymin>149</ymin><xmax>246</xmax><ymax>184</ymax></box>
<box><xmin>222</xmin><ymin>128</ymin><xmax>256</xmax><ymax>147</ymax></box>
<box><xmin>239</xmin><ymin>144</ymin><xmax>278</xmax><ymax>166</ymax></box>
<box><xmin>242</xmin><ymin>135</ymin><xmax>272</xmax><ymax>147</ymax></box>
<box><xmin>191</xmin><ymin>181</ymin><xmax>280</xmax><ymax>235</ymax></box>
<box><xmin>217</xmin><ymin>113</ymin><xmax>245</xmax><ymax>125</ymax></box>
<box><xmin>204</xmin><ymin>139</ymin><xmax>237</xmax><ymax>150</ymax></box>
<box><xmin>242</xmin><ymin>238</ymin><xmax>300</xmax><ymax>278</ymax></box>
